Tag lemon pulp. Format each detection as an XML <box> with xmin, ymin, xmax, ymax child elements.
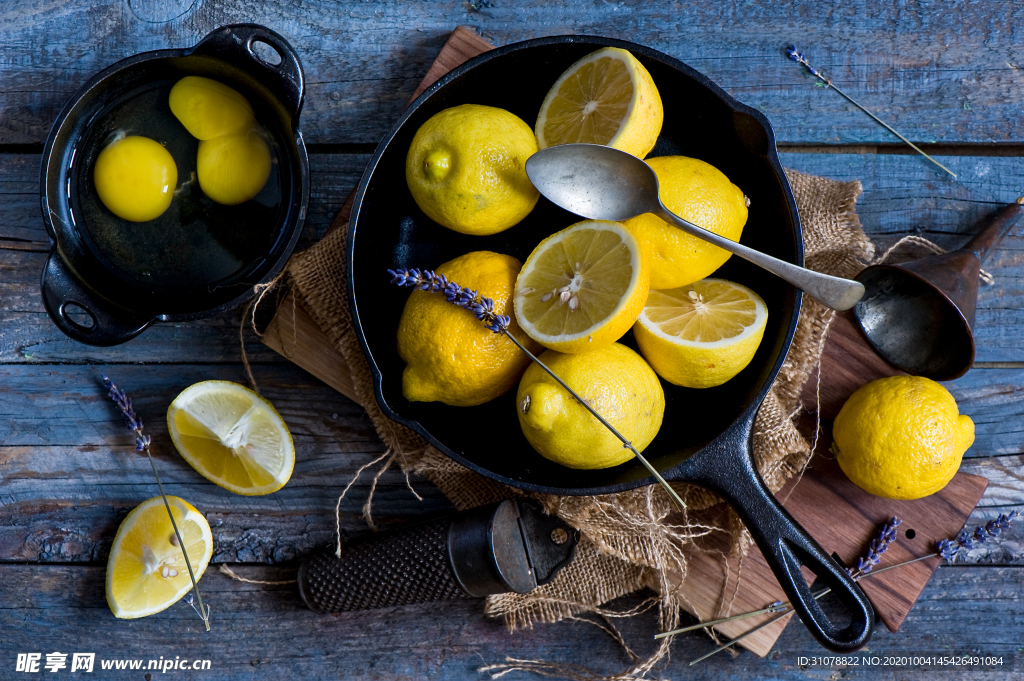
<box><xmin>93</xmin><ymin>135</ymin><xmax>177</xmax><ymax>222</ymax></box>
<box><xmin>515</xmin><ymin>220</ymin><xmax>649</xmax><ymax>353</ymax></box>
<box><xmin>535</xmin><ymin>47</ymin><xmax>663</xmax><ymax>158</ymax></box>
<box><xmin>106</xmin><ymin>496</ymin><xmax>213</xmax><ymax>619</ymax></box>
<box><xmin>167</xmin><ymin>381</ymin><xmax>294</xmax><ymax>495</ymax></box>
<box><xmin>634</xmin><ymin>279</ymin><xmax>767</xmax><ymax>388</ymax></box>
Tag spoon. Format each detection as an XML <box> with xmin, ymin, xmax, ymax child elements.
<box><xmin>525</xmin><ymin>144</ymin><xmax>865</xmax><ymax>311</ymax></box>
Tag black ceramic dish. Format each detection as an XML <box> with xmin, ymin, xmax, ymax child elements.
<box><xmin>348</xmin><ymin>36</ymin><xmax>872</xmax><ymax>652</ymax></box>
<box><xmin>40</xmin><ymin>24</ymin><xmax>309</xmax><ymax>346</ymax></box>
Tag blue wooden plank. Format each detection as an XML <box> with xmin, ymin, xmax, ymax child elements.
<box><xmin>0</xmin><ymin>363</ymin><xmax>452</xmax><ymax>563</ymax></box>
<box><xmin>2</xmin><ymin>1</ymin><xmax>1024</xmax><ymax>145</ymax></box>
<box><xmin>0</xmin><ymin>564</ymin><xmax>1020</xmax><ymax>680</ymax></box>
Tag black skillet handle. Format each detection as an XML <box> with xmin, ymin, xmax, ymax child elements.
<box><xmin>191</xmin><ymin>24</ymin><xmax>305</xmax><ymax>126</ymax></box>
<box><xmin>41</xmin><ymin>251</ymin><xmax>152</xmax><ymax>346</ymax></box>
<box><xmin>682</xmin><ymin>414</ymin><xmax>874</xmax><ymax>652</ymax></box>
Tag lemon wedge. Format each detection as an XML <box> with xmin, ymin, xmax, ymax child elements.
<box><xmin>535</xmin><ymin>47</ymin><xmax>663</xmax><ymax>158</ymax></box>
<box><xmin>514</xmin><ymin>220</ymin><xmax>649</xmax><ymax>353</ymax></box>
<box><xmin>633</xmin><ymin>278</ymin><xmax>768</xmax><ymax>388</ymax></box>
<box><xmin>167</xmin><ymin>381</ymin><xmax>295</xmax><ymax>495</ymax></box>
<box><xmin>106</xmin><ymin>495</ymin><xmax>213</xmax><ymax>619</ymax></box>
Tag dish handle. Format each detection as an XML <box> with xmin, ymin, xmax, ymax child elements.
<box><xmin>679</xmin><ymin>413</ymin><xmax>874</xmax><ymax>653</ymax></box>
<box><xmin>41</xmin><ymin>251</ymin><xmax>152</xmax><ymax>347</ymax></box>
<box><xmin>191</xmin><ymin>24</ymin><xmax>305</xmax><ymax>126</ymax></box>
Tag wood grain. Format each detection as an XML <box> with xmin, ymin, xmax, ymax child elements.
<box><xmin>0</xmin><ymin>564</ymin><xmax>1020</xmax><ymax>680</ymax></box>
<box><xmin>6</xmin><ymin>2</ymin><xmax>1024</xmax><ymax>146</ymax></box>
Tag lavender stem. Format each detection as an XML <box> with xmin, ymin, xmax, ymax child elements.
<box><xmin>103</xmin><ymin>376</ymin><xmax>210</xmax><ymax>631</ymax></box>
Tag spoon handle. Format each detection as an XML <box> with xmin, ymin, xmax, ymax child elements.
<box><xmin>655</xmin><ymin>207</ymin><xmax>865</xmax><ymax>311</ymax></box>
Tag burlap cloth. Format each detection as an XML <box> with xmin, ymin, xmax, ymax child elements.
<box><xmin>284</xmin><ymin>169</ymin><xmax>874</xmax><ymax>678</ymax></box>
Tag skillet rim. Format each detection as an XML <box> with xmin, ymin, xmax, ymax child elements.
<box><xmin>348</xmin><ymin>34</ymin><xmax>803</xmax><ymax>495</ymax></box>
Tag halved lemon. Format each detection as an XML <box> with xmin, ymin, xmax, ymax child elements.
<box><xmin>106</xmin><ymin>495</ymin><xmax>213</xmax><ymax>619</ymax></box>
<box><xmin>167</xmin><ymin>381</ymin><xmax>295</xmax><ymax>495</ymax></box>
<box><xmin>535</xmin><ymin>47</ymin><xmax>663</xmax><ymax>158</ymax></box>
<box><xmin>514</xmin><ymin>220</ymin><xmax>649</xmax><ymax>353</ymax></box>
<box><xmin>633</xmin><ymin>278</ymin><xmax>768</xmax><ymax>388</ymax></box>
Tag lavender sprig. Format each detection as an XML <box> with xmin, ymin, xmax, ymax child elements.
<box><xmin>848</xmin><ymin>516</ymin><xmax>901</xmax><ymax>578</ymax></box>
<box><xmin>937</xmin><ymin>510</ymin><xmax>1019</xmax><ymax>561</ymax></box>
<box><xmin>389</xmin><ymin>268</ymin><xmax>510</xmax><ymax>333</ymax></box>
<box><xmin>785</xmin><ymin>45</ymin><xmax>956</xmax><ymax>179</ymax></box>
<box><xmin>388</xmin><ymin>268</ymin><xmax>687</xmax><ymax>511</ymax></box>
<box><xmin>785</xmin><ymin>46</ymin><xmax>825</xmax><ymax>80</ymax></box>
<box><xmin>684</xmin><ymin>510</ymin><xmax>1020</xmax><ymax>663</ymax></box>
<box><xmin>103</xmin><ymin>376</ymin><xmax>211</xmax><ymax>631</ymax></box>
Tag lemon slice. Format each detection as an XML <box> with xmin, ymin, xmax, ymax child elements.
<box><xmin>633</xmin><ymin>278</ymin><xmax>768</xmax><ymax>388</ymax></box>
<box><xmin>167</xmin><ymin>381</ymin><xmax>295</xmax><ymax>495</ymax></box>
<box><xmin>106</xmin><ymin>495</ymin><xmax>213</xmax><ymax>619</ymax></box>
<box><xmin>514</xmin><ymin>220</ymin><xmax>649</xmax><ymax>353</ymax></box>
<box><xmin>535</xmin><ymin>47</ymin><xmax>663</xmax><ymax>158</ymax></box>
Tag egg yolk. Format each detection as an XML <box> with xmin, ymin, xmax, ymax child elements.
<box><xmin>169</xmin><ymin>76</ymin><xmax>255</xmax><ymax>140</ymax></box>
<box><xmin>93</xmin><ymin>136</ymin><xmax>178</xmax><ymax>222</ymax></box>
<box><xmin>196</xmin><ymin>130</ymin><xmax>272</xmax><ymax>205</ymax></box>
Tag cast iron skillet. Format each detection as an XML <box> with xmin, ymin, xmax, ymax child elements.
<box><xmin>40</xmin><ymin>24</ymin><xmax>309</xmax><ymax>346</ymax></box>
<box><xmin>348</xmin><ymin>36</ymin><xmax>873</xmax><ymax>652</ymax></box>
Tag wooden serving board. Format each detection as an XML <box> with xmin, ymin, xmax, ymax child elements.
<box><xmin>261</xmin><ymin>27</ymin><xmax>988</xmax><ymax>656</ymax></box>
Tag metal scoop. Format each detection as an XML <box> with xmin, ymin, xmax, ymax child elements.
<box><xmin>525</xmin><ymin>144</ymin><xmax>865</xmax><ymax>311</ymax></box>
<box><xmin>853</xmin><ymin>198</ymin><xmax>1024</xmax><ymax>380</ymax></box>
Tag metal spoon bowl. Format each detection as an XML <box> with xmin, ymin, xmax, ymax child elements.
<box><xmin>525</xmin><ymin>144</ymin><xmax>865</xmax><ymax>311</ymax></box>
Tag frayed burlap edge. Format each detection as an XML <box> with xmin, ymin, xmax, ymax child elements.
<box><xmin>284</xmin><ymin>169</ymin><xmax>871</xmax><ymax>679</ymax></box>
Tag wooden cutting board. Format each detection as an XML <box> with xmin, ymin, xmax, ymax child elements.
<box><xmin>261</xmin><ymin>27</ymin><xmax>988</xmax><ymax>656</ymax></box>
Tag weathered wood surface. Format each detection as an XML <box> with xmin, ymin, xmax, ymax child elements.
<box><xmin>0</xmin><ymin>363</ymin><xmax>453</xmax><ymax>564</ymax></box>
<box><xmin>1</xmin><ymin>565</ymin><xmax>1021</xmax><ymax>680</ymax></box>
<box><xmin>5</xmin><ymin>1</ymin><xmax>1024</xmax><ymax>146</ymax></box>
<box><xmin>3</xmin><ymin>2</ymin><xmax>1024</xmax><ymax>678</ymax></box>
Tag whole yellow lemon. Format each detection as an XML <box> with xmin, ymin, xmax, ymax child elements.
<box><xmin>405</xmin><ymin>104</ymin><xmax>539</xmax><ymax>235</ymax></box>
<box><xmin>397</xmin><ymin>251</ymin><xmax>540</xmax><ymax>406</ymax></box>
<box><xmin>833</xmin><ymin>376</ymin><xmax>975</xmax><ymax>500</ymax></box>
<box><xmin>516</xmin><ymin>343</ymin><xmax>664</xmax><ymax>469</ymax></box>
<box><xmin>622</xmin><ymin>156</ymin><xmax>748</xmax><ymax>290</ymax></box>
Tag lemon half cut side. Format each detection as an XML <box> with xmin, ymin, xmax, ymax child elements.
<box><xmin>535</xmin><ymin>47</ymin><xmax>663</xmax><ymax>159</ymax></box>
<box><xmin>167</xmin><ymin>380</ymin><xmax>295</xmax><ymax>496</ymax></box>
<box><xmin>106</xmin><ymin>496</ymin><xmax>213</xmax><ymax>619</ymax></box>
<box><xmin>514</xmin><ymin>220</ymin><xmax>650</xmax><ymax>353</ymax></box>
<box><xmin>633</xmin><ymin>278</ymin><xmax>768</xmax><ymax>389</ymax></box>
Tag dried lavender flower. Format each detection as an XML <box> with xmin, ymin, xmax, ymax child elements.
<box><xmin>102</xmin><ymin>375</ymin><xmax>210</xmax><ymax>631</ymax></box>
<box><xmin>847</xmin><ymin>516</ymin><xmax>901</xmax><ymax>578</ymax></box>
<box><xmin>388</xmin><ymin>267</ymin><xmax>510</xmax><ymax>333</ymax></box>
<box><xmin>936</xmin><ymin>510</ymin><xmax>1019</xmax><ymax>562</ymax></box>
<box><xmin>786</xmin><ymin>45</ymin><xmax>826</xmax><ymax>81</ymax></box>
<box><xmin>784</xmin><ymin>44</ymin><xmax>956</xmax><ymax>178</ymax></box>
